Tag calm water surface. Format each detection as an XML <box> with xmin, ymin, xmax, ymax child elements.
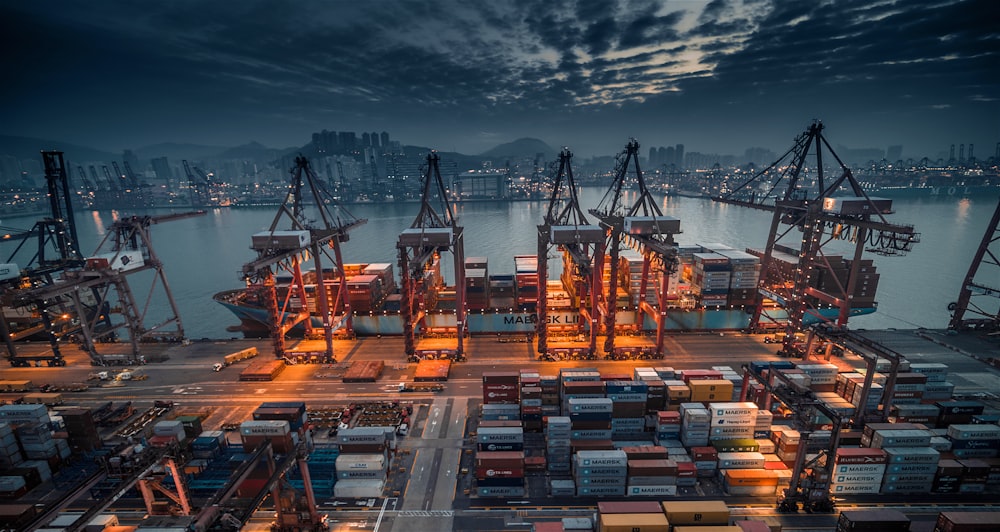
<box><xmin>47</xmin><ymin>190</ymin><xmax>1000</xmax><ymax>338</ymax></box>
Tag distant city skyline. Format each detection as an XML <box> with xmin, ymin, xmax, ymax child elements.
<box><xmin>1</xmin><ymin>1</ymin><xmax>996</xmax><ymax>159</ymax></box>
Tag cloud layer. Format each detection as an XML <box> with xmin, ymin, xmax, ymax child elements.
<box><xmin>1</xmin><ymin>0</ymin><xmax>996</xmax><ymax>157</ymax></box>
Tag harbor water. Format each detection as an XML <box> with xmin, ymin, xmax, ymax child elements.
<box><xmin>17</xmin><ymin>189</ymin><xmax>1000</xmax><ymax>339</ymax></box>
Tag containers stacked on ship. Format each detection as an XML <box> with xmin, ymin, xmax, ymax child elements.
<box><xmin>836</xmin><ymin>509</ymin><xmax>910</xmax><ymax>531</ymax></box>
<box><xmin>713</xmin><ymin>249</ymin><xmax>760</xmax><ymax>307</ymax></box>
<box><xmin>946</xmin><ymin>424</ymin><xmax>1000</xmax><ymax>460</ymax></box>
<box><xmin>465</xmin><ymin>257</ymin><xmax>489</xmax><ymax>311</ymax></box>
<box><xmin>334</xmin><ymin>427</ymin><xmax>392</xmax><ymax>498</ymax></box>
<box><xmin>691</xmin><ymin>252</ymin><xmax>730</xmax><ymax>308</ymax></box>
<box><xmin>828</xmin><ymin>448</ymin><xmax>887</xmax><ymax>495</ymax></box>
<box><xmin>546</xmin><ymin>416</ymin><xmax>572</xmax><ymax>473</ymax></box>
<box><xmin>573</xmin><ymin>449</ymin><xmax>627</xmax><ymax>496</ymax></box>
<box><xmin>475</xmin><ymin>451</ymin><xmax>525</xmax><ymax>497</ymax></box>
<box><xmin>514</xmin><ymin>255</ymin><xmax>538</xmax><ymax>311</ymax></box>
<box><xmin>606</xmin><ymin>381</ymin><xmax>647</xmax><ymax>441</ymax></box>
<box><xmin>934</xmin><ymin>511</ymin><xmax>1000</xmax><ymax>532</ymax></box>
<box><xmin>914</xmin><ymin>363</ymin><xmax>956</xmax><ymax>402</ymax></box>
<box><xmin>362</xmin><ymin>262</ymin><xmax>396</xmax><ymax>297</ymax></box>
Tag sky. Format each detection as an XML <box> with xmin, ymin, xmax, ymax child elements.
<box><xmin>1</xmin><ymin>0</ymin><xmax>998</xmax><ymax>159</ymax></box>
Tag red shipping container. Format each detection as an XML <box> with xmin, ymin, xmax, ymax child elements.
<box><xmin>682</xmin><ymin>369</ymin><xmax>723</xmax><ymax>382</ymax></box>
<box><xmin>691</xmin><ymin>446</ymin><xmax>718</xmax><ymax>461</ymax></box>
<box><xmin>676</xmin><ymin>462</ymin><xmax>697</xmax><ymax>477</ymax></box>
<box><xmin>475</xmin><ymin>451</ymin><xmax>524</xmax><ymax>469</ymax></box>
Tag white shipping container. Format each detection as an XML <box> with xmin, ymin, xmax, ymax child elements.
<box><xmin>335</xmin><ymin>454</ymin><xmax>387</xmax><ymax>471</ymax></box>
<box><xmin>717</xmin><ymin>452</ymin><xmax>766</xmax><ymax>469</ymax></box>
<box><xmin>240</xmin><ymin>420</ymin><xmax>290</xmax><ymax>436</ymax></box>
<box><xmin>574</xmin><ymin>450</ymin><xmax>627</xmax><ymax>467</ymax></box>
<box><xmin>334</xmin><ymin>479</ymin><xmax>384</xmax><ymax>498</ymax></box>
<box><xmin>477</xmin><ymin>427</ymin><xmax>524</xmax><ymax>443</ymax></box>
<box><xmin>947</xmin><ymin>424</ymin><xmax>1000</xmax><ymax>441</ymax></box>
<box><xmin>884</xmin><ymin>447</ymin><xmax>940</xmax><ymax>464</ymax></box>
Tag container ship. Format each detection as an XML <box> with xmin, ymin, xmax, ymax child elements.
<box><xmin>214</xmin><ymin>241</ymin><xmax>876</xmax><ymax>338</ymax></box>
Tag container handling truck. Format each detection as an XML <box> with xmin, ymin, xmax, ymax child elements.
<box><xmin>397</xmin><ymin>382</ymin><xmax>444</xmax><ymax>393</ymax></box>
<box><xmin>213</xmin><ymin>347</ymin><xmax>259</xmax><ymax>371</ymax></box>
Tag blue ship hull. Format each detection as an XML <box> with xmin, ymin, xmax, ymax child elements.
<box><xmin>214</xmin><ymin>290</ymin><xmax>875</xmax><ymax>336</ymax></box>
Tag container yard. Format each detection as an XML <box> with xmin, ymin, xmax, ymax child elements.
<box><xmin>0</xmin><ymin>148</ymin><xmax>997</xmax><ymax>530</ymax></box>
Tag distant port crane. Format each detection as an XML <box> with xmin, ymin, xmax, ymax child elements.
<box><xmin>714</xmin><ymin>121</ymin><xmax>920</xmax><ymax>356</ymax></box>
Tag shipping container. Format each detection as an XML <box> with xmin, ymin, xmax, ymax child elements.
<box><xmin>598</xmin><ymin>513</ymin><xmax>669</xmax><ymax>532</ymax></box>
<box><xmin>661</xmin><ymin>500</ymin><xmax>730</xmax><ymax>526</ymax></box>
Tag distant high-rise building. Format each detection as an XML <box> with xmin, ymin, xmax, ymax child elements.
<box><xmin>664</xmin><ymin>147</ymin><xmax>675</xmax><ymax>168</ymax></box>
<box><xmin>648</xmin><ymin>147</ymin><xmax>658</xmax><ymax>167</ymax></box>
<box><xmin>338</xmin><ymin>131</ymin><xmax>357</xmax><ymax>152</ymax></box>
<box><xmin>151</xmin><ymin>157</ymin><xmax>171</xmax><ymax>183</ymax></box>
<box><xmin>657</xmin><ymin>147</ymin><xmax>668</xmax><ymax>168</ymax></box>
<box><xmin>886</xmin><ymin>145</ymin><xmax>903</xmax><ymax>162</ymax></box>
<box><xmin>675</xmin><ymin>144</ymin><xmax>684</xmax><ymax>168</ymax></box>
<box><xmin>362</xmin><ymin>132</ymin><xmax>371</xmax><ymax>147</ymax></box>
<box><xmin>380</xmin><ymin>131</ymin><xmax>390</xmax><ymax>151</ymax></box>
<box><xmin>370</xmin><ymin>132</ymin><xmax>379</xmax><ymax>148</ymax></box>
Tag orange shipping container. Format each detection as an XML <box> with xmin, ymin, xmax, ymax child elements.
<box><xmin>599</xmin><ymin>513</ymin><xmax>669</xmax><ymax>532</ymax></box>
<box><xmin>724</xmin><ymin>469</ymin><xmax>779</xmax><ymax>487</ymax></box>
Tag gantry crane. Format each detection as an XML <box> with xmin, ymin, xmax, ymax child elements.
<box><xmin>111</xmin><ymin>161</ymin><xmax>139</xmax><ymax>208</ymax></box>
<box><xmin>12</xmin><ymin>210</ymin><xmax>204</xmax><ymax>365</ymax></box>
<box><xmin>948</xmin><ymin>194</ymin><xmax>1000</xmax><ymax>331</ymax></box>
<box><xmin>397</xmin><ymin>152</ymin><xmax>466</xmax><ymax>360</ymax></box>
<box><xmin>536</xmin><ymin>148</ymin><xmax>605</xmax><ymax>356</ymax></box>
<box><xmin>590</xmin><ymin>139</ymin><xmax>682</xmax><ymax>358</ymax></box>
<box><xmin>182</xmin><ymin>160</ymin><xmax>212</xmax><ymax>207</ymax></box>
<box><xmin>0</xmin><ymin>151</ymin><xmax>85</xmax><ymax>366</ymax></box>
<box><xmin>714</xmin><ymin>122</ymin><xmax>920</xmax><ymax>356</ymax></box>
<box><xmin>240</xmin><ymin>155</ymin><xmax>366</xmax><ymax>361</ymax></box>
<box><xmin>123</xmin><ymin>160</ymin><xmax>148</xmax><ymax>207</ymax></box>
<box><xmin>741</xmin><ymin>362</ymin><xmax>842</xmax><ymax>514</ymax></box>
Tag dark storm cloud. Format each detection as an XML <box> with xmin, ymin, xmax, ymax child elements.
<box><xmin>0</xmin><ymin>0</ymin><xmax>995</xmax><ymax>156</ymax></box>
